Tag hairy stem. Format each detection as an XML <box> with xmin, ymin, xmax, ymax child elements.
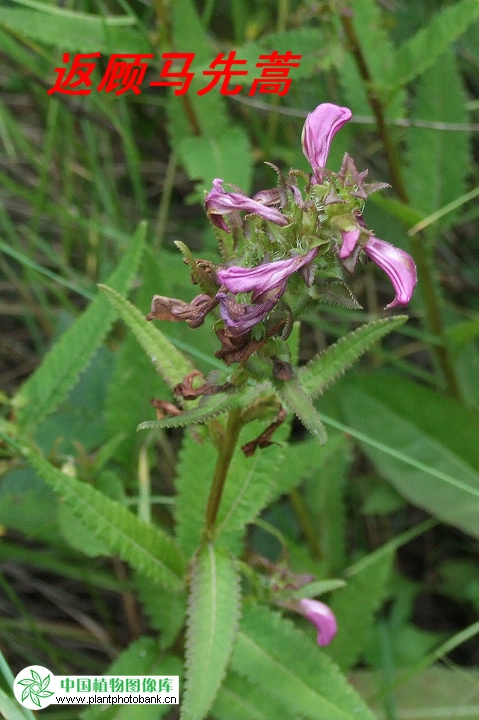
<box><xmin>340</xmin><ymin>11</ymin><xmax>460</xmax><ymax>398</ymax></box>
<box><xmin>204</xmin><ymin>409</ymin><xmax>243</xmax><ymax>538</ymax></box>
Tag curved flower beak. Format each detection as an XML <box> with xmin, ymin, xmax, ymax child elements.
<box><xmin>299</xmin><ymin>598</ymin><xmax>338</xmax><ymax>646</ymax></box>
<box><xmin>363</xmin><ymin>236</ymin><xmax>417</xmax><ymax>308</ymax></box>
<box><xmin>205</xmin><ymin>179</ymin><xmax>288</xmax><ymax>232</ymax></box>
<box><xmin>217</xmin><ymin>248</ymin><xmax>318</xmax><ymax>299</ymax></box>
<box><xmin>301</xmin><ymin>103</ymin><xmax>352</xmax><ymax>183</ymax></box>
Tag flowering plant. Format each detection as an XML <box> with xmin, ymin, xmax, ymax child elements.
<box><xmin>128</xmin><ymin>103</ymin><xmax>416</xmax><ymax>716</ymax></box>
<box><xmin>2</xmin><ymin>102</ymin><xmax>417</xmax><ymax>720</ymax></box>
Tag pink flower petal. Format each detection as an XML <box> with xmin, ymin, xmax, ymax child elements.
<box><xmin>340</xmin><ymin>228</ymin><xmax>360</xmax><ymax>259</ymax></box>
<box><xmin>301</xmin><ymin>103</ymin><xmax>352</xmax><ymax>183</ymax></box>
<box><xmin>299</xmin><ymin>598</ymin><xmax>338</xmax><ymax>646</ymax></box>
<box><xmin>205</xmin><ymin>179</ymin><xmax>288</xmax><ymax>232</ymax></box>
<box><xmin>364</xmin><ymin>236</ymin><xmax>417</xmax><ymax>308</ymax></box>
<box><xmin>218</xmin><ymin>248</ymin><xmax>318</xmax><ymax>296</ymax></box>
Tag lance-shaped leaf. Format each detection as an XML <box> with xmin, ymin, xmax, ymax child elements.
<box><xmin>182</xmin><ymin>545</ymin><xmax>241</xmax><ymax>720</ymax></box>
<box><xmin>212</xmin><ymin>670</ymin><xmax>289</xmax><ymax>720</ymax></box>
<box><xmin>138</xmin><ymin>382</ymin><xmax>275</xmax><ymax>432</ymax></box>
<box><xmin>98</xmin><ymin>284</ymin><xmax>194</xmax><ymax>389</ymax></box>
<box><xmin>13</xmin><ymin>222</ymin><xmax>146</xmax><ymax>430</ymax></box>
<box><xmin>232</xmin><ymin>602</ymin><xmax>377</xmax><ymax>720</ymax></box>
<box><xmin>276</xmin><ymin>377</ymin><xmax>327</xmax><ymax>444</ymax></box>
<box><xmin>298</xmin><ymin>316</ymin><xmax>408</xmax><ymax>399</ymax></box>
<box><xmin>384</xmin><ymin>0</ymin><xmax>479</xmax><ymax>91</ymax></box>
<box><xmin>1</xmin><ymin>431</ymin><xmax>186</xmax><ymax>592</ymax></box>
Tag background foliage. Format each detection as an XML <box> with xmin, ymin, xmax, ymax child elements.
<box><xmin>1</xmin><ymin>0</ymin><xmax>479</xmax><ymax>718</ymax></box>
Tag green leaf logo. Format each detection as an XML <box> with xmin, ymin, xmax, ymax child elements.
<box><xmin>13</xmin><ymin>665</ymin><xmax>55</xmax><ymax>710</ymax></box>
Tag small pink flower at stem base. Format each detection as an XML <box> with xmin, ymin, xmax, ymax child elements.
<box><xmin>301</xmin><ymin>103</ymin><xmax>352</xmax><ymax>183</ymax></box>
<box><xmin>299</xmin><ymin>598</ymin><xmax>338</xmax><ymax>646</ymax></box>
<box><xmin>363</xmin><ymin>236</ymin><xmax>417</xmax><ymax>308</ymax></box>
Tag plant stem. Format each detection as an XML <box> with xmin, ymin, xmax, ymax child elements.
<box><xmin>340</xmin><ymin>11</ymin><xmax>461</xmax><ymax>399</ymax></box>
<box><xmin>204</xmin><ymin>409</ymin><xmax>243</xmax><ymax>538</ymax></box>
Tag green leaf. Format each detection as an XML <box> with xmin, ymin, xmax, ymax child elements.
<box><xmin>328</xmin><ymin>550</ymin><xmax>393</xmax><ymax>672</ymax></box>
<box><xmin>302</xmin><ymin>433</ymin><xmax>351</xmax><ymax>575</ymax></box>
<box><xmin>298</xmin><ymin>316</ymin><xmax>408</xmax><ymax>399</ymax></box>
<box><xmin>232</xmin><ymin>28</ymin><xmax>328</xmax><ymax>83</ymax></box>
<box><xmin>215</xmin><ymin>441</ymin><xmax>284</xmax><ymax>538</ymax></box>
<box><xmin>82</xmin><ymin>639</ymin><xmax>181</xmax><ymax>720</ymax></box>
<box><xmin>98</xmin><ymin>284</ymin><xmax>194</xmax><ymax>389</ymax></box>
<box><xmin>13</xmin><ymin>222</ymin><xmax>146</xmax><ymax>430</ymax></box>
<box><xmin>0</xmin><ymin>6</ymin><xmax>150</xmax><ymax>54</ymax></box>
<box><xmin>1</xmin><ymin>431</ymin><xmax>186</xmax><ymax>591</ymax></box>
<box><xmin>138</xmin><ymin>392</ymin><xmax>240</xmax><ymax>432</ymax></box>
<box><xmin>232</xmin><ymin>603</ymin><xmax>377</xmax><ymax>720</ymax></box>
<box><xmin>340</xmin><ymin>374</ymin><xmax>479</xmax><ymax>539</ymax></box>
<box><xmin>138</xmin><ymin>382</ymin><xmax>276</xmax><ymax>432</ymax></box>
<box><xmin>0</xmin><ymin>687</ymin><xmax>32</xmax><ymax>720</ymax></box>
<box><xmin>385</xmin><ymin>0</ymin><xmax>479</xmax><ymax>91</ymax></box>
<box><xmin>276</xmin><ymin>377</ymin><xmax>327</xmax><ymax>444</ymax></box>
<box><xmin>213</xmin><ymin>670</ymin><xmax>288</xmax><ymax>720</ymax></box>
<box><xmin>178</xmin><ymin>126</ymin><xmax>253</xmax><ymax>199</ymax></box>
<box><xmin>404</xmin><ymin>48</ymin><xmax>470</xmax><ymax>226</ymax></box>
<box><xmin>134</xmin><ymin>574</ymin><xmax>187</xmax><ymax>651</ymax></box>
<box><xmin>182</xmin><ymin>545</ymin><xmax>241</xmax><ymax>720</ymax></box>
<box><xmin>339</xmin><ymin>0</ymin><xmax>405</xmax><ymax>117</ymax></box>
<box><xmin>166</xmin><ymin>0</ymin><xmax>253</xmax><ymax>196</ymax></box>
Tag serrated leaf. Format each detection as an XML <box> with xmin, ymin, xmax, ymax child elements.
<box><xmin>232</xmin><ymin>603</ymin><xmax>377</xmax><ymax>720</ymax></box>
<box><xmin>340</xmin><ymin>374</ymin><xmax>479</xmax><ymax>539</ymax></box>
<box><xmin>339</xmin><ymin>0</ymin><xmax>405</xmax><ymax>118</ymax></box>
<box><xmin>13</xmin><ymin>222</ymin><xmax>146</xmax><ymax>430</ymax></box>
<box><xmin>82</xmin><ymin>639</ymin><xmax>181</xmax><ymax>720</ymax></box>
<box><xmin>1</xmin><ymin>432</ymin><xmax>186</xmax><ymax>591</ymax></box>
<box><xmin>404</xmin><ymin>48</ymin><xmax>470</xmax><ymax>227</ymax></box>
<box><xmin>0</xmin><ymin>6</ymin><xmax>150</xmax><ymax>54</ymax></box>
<box><xmin>385</xmin><ymin>0</ymin><xmax>479</xmax><ymax>91</ymax></box>
<box><xmin>212</xmin><ymin>670</ymin><xmax>288</xmax><ymax>720</ymax></box>
<box><xmin>276</xmin><ymin>377</ymin><xmax>327</xmax><ymax>444</ymax></box>
<box><xmin>328</xmin><ymin>550</ymin><xmax>393</xmax><ymax>672</ymax></box>
<box><xmin>99</xmin><ymin>284</ymin><xmax>194</xmax><ymax>389</ymax></box>
<box><xmin>138</xmin><ymin>392</ymin><xmax>239</xmax><ymax>432</ymax></box>
<box><xmin>182</xmin><ymin>545</ymin><xmax>241</xmax><ymax>720</ymax></box>
<box><xmin>138</xmin><ymin>382</ymin><xmax>276</xmax><ymax>432</ymax></box>
<box><xmin>299</xmin><ymin>316</ymin><xmax>408</xmax><ymax>399</ymax></box>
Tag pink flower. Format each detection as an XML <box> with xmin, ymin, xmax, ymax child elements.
<box><xmin>301</xmin><ymin>103</ymin><xmax>352</xmax><ymax>183</ymax></box>
<box><xmin>299</xmin><ymin>598</ymin><xmax>338</xmax><ymax>647</ymax></box>
<box><xmin>363</xmin><ymin>236</ymin><xmax>418</xmax><ymax>308</ymax></box>
<box><xmin>218</xmin><ymin>248</ymin><xmax>318</xmax><ymax>301</ymax></box>
<box><xmin>216</xmin><ymin>249</ymin><xmax>318</xmax><ymax>334</ymax></box>
<box><xmin>216</xmin><ymin>292</ymin><xmax>278</xmax><ymax>336</ymax></box>
<box><xmin>205</xmin><ymin>179</ymin><xmax>288</xmax><ymax>232</ymax></box>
